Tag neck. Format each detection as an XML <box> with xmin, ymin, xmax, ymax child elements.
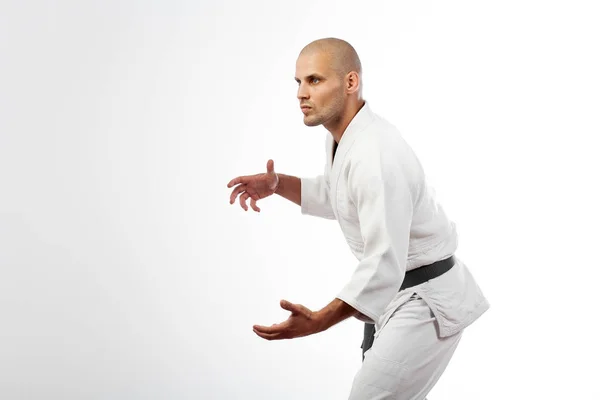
<box><xmin>325</xmin><ymin>98</ymin><xmax>365</xmax><ymax>143</ymax></box>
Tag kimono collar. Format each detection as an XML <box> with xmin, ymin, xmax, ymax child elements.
<box><xmin>337</xmin><ymin>101</ymin><xmax>376</xmax><ymax>146</ymax></box>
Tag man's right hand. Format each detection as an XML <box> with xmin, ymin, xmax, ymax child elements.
<box><xmin>227</xmin><ymin>159</ymin><xmax>279</xmax><ymax>212</ymax></box>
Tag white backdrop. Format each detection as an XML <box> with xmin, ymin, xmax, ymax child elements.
<box><xmin>1</xmin><ymin>1</ymin><xmax>599</xmax><ymax>399</ymax></box>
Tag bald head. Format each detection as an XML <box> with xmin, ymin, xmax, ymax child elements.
<box><xmin>295</xmin><ymin>38</ymin><xmax>364</xmax><ymax>133</ymax></box>
<box><xmin>299</xmin><ymin>38</ymin><xmax>362</xmax><ymax>79</ymax></box>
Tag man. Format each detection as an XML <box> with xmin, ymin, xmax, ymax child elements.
<box><xmin>227</xmin><ymin>37</ymin><xmax>489</xmax><ymax>399</ymax></box>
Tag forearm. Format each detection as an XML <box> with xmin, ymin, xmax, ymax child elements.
<box><xmin>275</xmin><ymin>173</ymin><xmax>301</xmax><ymax>206</ymax></box>
<box><xmin>314</xmin><ymin>298</ymin><xmax>360</xmax><ymax>332</ymax></box>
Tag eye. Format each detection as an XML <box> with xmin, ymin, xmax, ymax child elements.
<box><xmin>311</xmin><ymin>77</ymin><xmax>320</xmax><ymax>84</ymax></box>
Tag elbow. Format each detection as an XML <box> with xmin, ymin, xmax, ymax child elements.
<box><xmin>377</xmin><ymin>247</ymin><xmax>405</xmax><ymax>294</ymax></box>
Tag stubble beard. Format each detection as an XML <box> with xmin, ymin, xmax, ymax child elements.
<box><xmin>303</xmin><ymin>101</ymin><xmax>342</xmax><ymax>128</ymax></box>
<box><xmin>303</xmin><ymin>113</ymin><xmax>323</xmax><ymax>127</ymax></box>
<box><xmin>302</xmin><ymin>87</ymin><xmax>346</xmax><ymax>127</ymax></box>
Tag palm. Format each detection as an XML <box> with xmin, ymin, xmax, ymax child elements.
<box><xmin>227</xmin><ymin>159</ymin><xmax>279</xmax><ymax>212</ymax></box>
<box><xmin>253</xmin><ymin>300</ymin><xmax>318</xmax><ymax>340</ymax></box>
<box><xmin>245</xmin><ymin>174</ymin><xmax>274</xmax><ymax>199</ymax></box>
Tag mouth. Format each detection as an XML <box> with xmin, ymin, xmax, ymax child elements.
<box><xmin>301</xmin><ymin>106</ymin><xmax>312</xmax><ymax>113</ymax></box>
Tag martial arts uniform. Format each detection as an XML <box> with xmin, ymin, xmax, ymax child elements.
<box><xmin>300</xmin><ymin>102</ymin><xmax>489</xmax><ymax>399</ymax></box>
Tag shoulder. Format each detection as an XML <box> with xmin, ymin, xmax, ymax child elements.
<box><xmin>350</xmin><ymin>114</ymin><xmax>412</xmax><ymax>165</ymax></box>
<box><xmin>348</xmin><ymin>114</ymin><xmax>424</xmax><ymax>190</ymax></box>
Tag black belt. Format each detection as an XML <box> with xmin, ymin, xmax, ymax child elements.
<box><xmin>361</xmin><ymin>255</ymin><xmax>456</xmax><ymax>360</ymax></box>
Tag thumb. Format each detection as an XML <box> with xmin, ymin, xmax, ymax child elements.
<box><xmin>280</xmin><ymin>299</ymin><xmax>296</xmax><ymax>313</ymax></box>
<box><xmin>266</xmin><ymin>159</ymin><xmax>275</xmax><ymax>174</ymax></box>
<box><xmin>281</xmin><ymin>299</ymin><xmax>310</xmax><ymax>318</ymax></box>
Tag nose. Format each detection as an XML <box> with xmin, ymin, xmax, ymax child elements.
<box><xmin>297</xmin><ymin>82</ymin><xmax>309</xmax><ymax>100</ymax></box>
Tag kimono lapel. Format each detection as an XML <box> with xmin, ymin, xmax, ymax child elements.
<box><xmin>327</xmin><ymin>102</ymin><xmax>376</xmax><ymax>219</ymax></box>
<box><xmin>326</xmin><ymin>133</ymin><xmax>335</xmax><ymax>170</ymax></box>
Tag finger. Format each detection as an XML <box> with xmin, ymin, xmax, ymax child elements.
<box><xmin>250</xmin><ymin>197</ymin><xmax>260</xmax><ymax>212</ymax></box>
<box><xmin>239</xmin><ymin>192</ymin><xmax>251</xmax><ymax>211</ymax></box>
<box><xmin>266</xmin><ymin>159</ymin><xmax>275</xmax><ymax>174</ymax></box>
<box><xmin>253</xmin><ymin>328</ymin><xmax>284</xmax><ymax>340</ymax></box>
<box><xmin>229</xmin><ymin>184</ymin><xmax>247</xmax><ymax>204</ymax></box>
<box><xmin>227</xmin><ymin>176</ymin><xmax>245</xmax><ymax>188</ymax></box>
<box><xmin>253</xmin><ymin>323</ymin><xmax>286</xmax><ymax>334</ymax></box>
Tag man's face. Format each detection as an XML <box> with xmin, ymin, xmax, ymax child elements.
<box><xmin>295</xmin><ymin>51</ymin><xmax>346</xmax><ymax>127</ymax></box>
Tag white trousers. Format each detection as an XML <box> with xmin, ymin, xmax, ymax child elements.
<box><xmin>347</xmin><ymin>293</ymin><xmax>463</xmax><ymax>400</ymax></box>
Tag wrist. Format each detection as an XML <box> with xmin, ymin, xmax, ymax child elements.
<box><xmin>312</xmin><ymin>310</ymin><xmax>329</xmax><ymax>333</ymax></box>
<box><xmin>313</xmin><ymin>298</ymin><xmax>358</xmax><ymax>333</ymax></box>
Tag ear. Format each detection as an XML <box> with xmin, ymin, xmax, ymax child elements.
<box><xmin>346</xmin><ymin>71</ymin><xmax>360</xmax><ymax>94</ymax></box>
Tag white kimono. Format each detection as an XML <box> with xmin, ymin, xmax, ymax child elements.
<box><xmin>300</xmin><ymin>101</ymin><xmax>489</xmax><ymax>339</ymax></box>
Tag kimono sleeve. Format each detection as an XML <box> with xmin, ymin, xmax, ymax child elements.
<box><xmin>300</xmin><ymin>164</ymin><xmax>336</xmax><ymax>220</ymax></box>
<box><xmin>335</xmin><ymin>153</ymin><xmax>413</xmax><ymax>323</ymax></box>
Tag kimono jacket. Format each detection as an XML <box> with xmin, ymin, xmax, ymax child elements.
<box><xmin>299</xmin><ymin>101</ymin><xmax>489</xmax><ymax>338</ymax></box>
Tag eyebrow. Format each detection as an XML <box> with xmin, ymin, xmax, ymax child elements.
<box><xmin>294</xmin><ymin>74</ymin><xmax>325</xmax><ymax>82</ymax></box>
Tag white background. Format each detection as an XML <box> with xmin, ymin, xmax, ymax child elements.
<box><xmin>1</xmin><ymin>1</ymin><xmax>599</xmax><ymax>399</ymax></box>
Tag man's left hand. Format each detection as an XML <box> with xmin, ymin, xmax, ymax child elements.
<box><xmin>253</xmin><ymin>299</ymin><xmax>322</xmax><ymax>340</ymax></box>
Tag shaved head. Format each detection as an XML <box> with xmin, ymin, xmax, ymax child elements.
<box><xmin>295</xmin><ymin>37</ymin><xmax>364</xmax><ymax>135</ymax></box>
<box><xmin>299</xmin><ymin>37</ymin><xmax>362</xmax><ymax>79</ymax></box>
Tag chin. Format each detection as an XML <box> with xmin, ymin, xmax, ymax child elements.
<box><xmin>303</xmin><ymin>116</ymin><xmax>322</xmax><ymax>127</ymax></box>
